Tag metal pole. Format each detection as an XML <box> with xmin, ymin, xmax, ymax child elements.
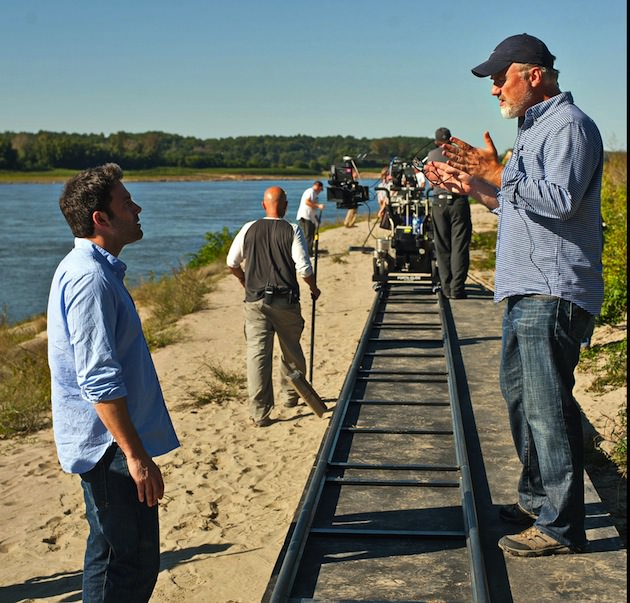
<box><xmin>309</xmin><ymin>210</ymin><xmax>322</xmax><ymax>383</ymax></box>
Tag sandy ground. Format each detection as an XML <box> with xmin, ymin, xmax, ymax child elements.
<box><xmin>0</xmin><ymin>205</ymin><xmax>625</xmax><ymax>602</ymax></box>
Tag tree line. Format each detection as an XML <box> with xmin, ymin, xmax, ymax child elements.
<box><xmin>0</xmin><ymin>130</ymin><xmax>435</xmax><ymax>172</ymax></box>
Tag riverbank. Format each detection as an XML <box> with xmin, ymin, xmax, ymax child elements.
<box><xmin>0</xmin><ymin>169</ymin><xmax>383</xmax><ymax>185</ymax></box>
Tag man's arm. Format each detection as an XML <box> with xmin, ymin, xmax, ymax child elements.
<box><xmin>230</xmin><ymin>266</ymin><xmax>246</xmax><ymax>288</ymax></box>
<box><xmin>305</xmin><ymin>192</ymin><xmax>324</xmax><ymax>211</ymax></box>
<box><xmin>441</xmin><ymin>131</ymin><xmax>504</xmax><ymax>188</ymax></box>
<box><xmin>94</xmin><ymin>398</ymin><xmax>164</xmax><ymax>506</ymax></box>
<box><xmin>302</xmin><ymin>273</ymin><xmax>321</xmax><ymax>300</ymax></box>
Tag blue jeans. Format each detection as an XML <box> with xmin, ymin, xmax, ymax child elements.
<box><xmin>80</xmin><ymin>444</ymin><xmax>160</xmax><ymax>602</ymax></box>
<box><xmin>500</xmin><ymin>295</ymin><xmax>593</xmax><ymax>548</ymax></box>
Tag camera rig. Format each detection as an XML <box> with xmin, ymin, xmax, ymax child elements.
<box><xmin>373</xmin><ymin>157</ymin><xmax>438</xmax><ymax>285</ymax></box>
<box><xmin>326</xmin><ymin>156</ymin><xmax>370</xmax><ymax>209</ymax></box>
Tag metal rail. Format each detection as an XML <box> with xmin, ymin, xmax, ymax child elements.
<box><xmin>264</xmin><ymin>277</ymin><xmax>489</xmax><ymax>602</ymax></box>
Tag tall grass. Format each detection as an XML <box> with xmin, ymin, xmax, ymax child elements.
<box><xmin>599</xmin><ymin>152</ymin><xmax>627</xmax><ymax>325</ymax></box>
<box><xmin>0</xmin><ymin>315</ymin><xmax>51</xmax><ymax>437</ymax></box>
<box><xmin>132</xmin><ymin>266</ymin><xmax>218</xmax><ymax>349</ymax></box>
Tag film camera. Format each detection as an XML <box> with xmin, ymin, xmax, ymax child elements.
<box><xmin>326</xmin><ymin>156</ymin><xmax>370</xmax><ymax>209</ymax></box>
<box><xmin>373</xmin><ymin>157</ymin><xmax>437</xmax><ymax>283</ymax></box>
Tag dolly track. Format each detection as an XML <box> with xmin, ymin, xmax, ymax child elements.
<box><xmin>264</xmin><ymin>276</ymin><xmax>489</xmax><ymax>602</ymax></box>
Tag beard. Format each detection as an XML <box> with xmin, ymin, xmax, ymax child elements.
<box><xmin>500</xmin><ymin>87</ymin><xmax>537</xmax><ymax>119</ymax></box>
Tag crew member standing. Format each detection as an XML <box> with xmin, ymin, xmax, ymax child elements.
<box><xmin>425</xmin><ymin>33</ymin><xmax>603</xmax><ymax>557</ymax></box>
<box><xmin>296</xmin><ymin>180</ymin><xmax>324</xmax><ymax>255</ymax></box>
<box><xmin>227</xmin><ymin>186</ymin><xmax>321</xmax><ymax>427</ymax></box>
<box><xmin>426</xmin><ymin>127</ymin><xmax>472</xmax><ymax>299</ymax></box>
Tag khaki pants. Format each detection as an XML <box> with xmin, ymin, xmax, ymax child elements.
<box><xmin>244</xmin><ymin>297</ymin><xmax>306</xmax><ymax>422</ymax></box>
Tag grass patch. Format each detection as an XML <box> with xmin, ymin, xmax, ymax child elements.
<box><xmin>133</xmin><ymin>265</ymin><xmax>220</xmax><ymax>350</ymax></box>
<box><xmin>606</xmin><ymin>407</ymin><xmax>627</xmax><ymax>477</ymax></box>
<box><xmin>0</xmin><ymin>318</ymin><xmax>51</xmax><ymax>438</ymax></box>
<box><xmin>178</xmin><ymin>360</ymin><xmax>246</xmax><ymax>410</ymax></box>
<box><xmin>469</xmin><ymin>230</ymin><xmax>497</xmax><ymax>271</ymax></box>
<box><xmin>580</xmin><ymin>339</ymin><xmax>627</xmax><ymax>392</ymax></box>
<box><xmin>580</xmin><ymin>338</ymin><xmax>627</xmax><ymax>476</ymax></box>
<box><xmin>0</xmin><ymin>168</ymin><xmax>77</xmax><ymax>183</ymax></box>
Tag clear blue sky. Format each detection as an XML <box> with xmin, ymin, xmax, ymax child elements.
<box><xmin>1</xmin><ymin>0</ymin><xmax>626</xmax><ymax>155</ymax></box>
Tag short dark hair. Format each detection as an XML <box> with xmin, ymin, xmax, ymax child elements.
<box><xmin>314</xmin><ymin>180</ymin><xmax>324</xmax><ymax>188</ymax></box>
<box><xmin>59</xmin><ymin>163</ymin><xmax>123</xmax><ymax>238</ymax></box>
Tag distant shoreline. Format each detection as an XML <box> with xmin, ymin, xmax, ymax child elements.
<box><xmin>0</xmin><ymin>171</ymin><xmax>382</xmax><ymax>185</ymax></box>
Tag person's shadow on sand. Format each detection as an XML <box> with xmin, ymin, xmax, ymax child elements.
<box><xmin>0</xmin><ymin>543</ymin><xmax>232</xmax><ymax>603</ymax></box>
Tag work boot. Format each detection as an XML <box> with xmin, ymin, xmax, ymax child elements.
<box><xmin>499</xmin><ymin>503</ymin><xmax>537</xmax><ymax>526</ymax></box>
<box><xmin>498</xmin><ymin>527</ymin><xmax>580</xmax><ymax>557</ymax></box>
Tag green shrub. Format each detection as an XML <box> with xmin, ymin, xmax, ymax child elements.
<box><xmin>188</xmin><ymin>227</ymin><xmax>235</xmax><ymax>269</ymax></box>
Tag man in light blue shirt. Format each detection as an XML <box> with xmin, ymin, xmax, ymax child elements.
<box><xmin>425</xmin><ymin>34</ymin><xmax>603</xmax><ymax>558</ymax></box>
<box><xmin>47</xmin><ymin>163</ymin><xmax>179</xmax><ymax>602</ymax></box>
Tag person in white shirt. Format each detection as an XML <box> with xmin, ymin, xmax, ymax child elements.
<box><xmin>296</xmin><ymin>180</ymin><xmax>324</xmax><ymax>255</ymax></box>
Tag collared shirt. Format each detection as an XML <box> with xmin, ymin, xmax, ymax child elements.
<box><xmin>494</xmin><ymin>92</ymin><xmax>604</xmax><ymax>316</ymax></box>
<box><xmin>47</xmin><ymin>238</ymin><xmax>179</xmax><ymax>474</ymax></box>
<box><xmin>227</xmin><ymin>217</ymin><xmax>313</xmax><ymax>301</ymax></box>
<box><xmin>295</xmin><ymin>186</ymin><xmax>321</xmax><ymax>224</ymax></box>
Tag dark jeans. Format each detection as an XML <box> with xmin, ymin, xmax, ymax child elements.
<box><xmin>298</xmin><ymin>218</ymin><xmax>316</xmax><ymax>255</ymax></box>
<box><xmin>500</xmin><ymin>295</ymin><xmax>593</xmax><ymax>548</ymax></box>
<box><xmin>431</xmin><ymin>197</ymin><xmax>472</xmax><ymax>297</ymax></box>
<box><xmin>80</xmin><ymin>444</ymin><xmax>160</xmax><ymax>603</ymax></box>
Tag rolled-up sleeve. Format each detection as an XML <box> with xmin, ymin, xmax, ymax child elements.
<box><xmin>64</xmin><ymin>272</ymin><xmax>128</xmax><ymax>402</ymax></box>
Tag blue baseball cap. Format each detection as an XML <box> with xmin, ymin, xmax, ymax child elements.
<box><xmin>471</xmin><ymin>33</ymin><xmax>555</xmax><ymax>78</ymax></box>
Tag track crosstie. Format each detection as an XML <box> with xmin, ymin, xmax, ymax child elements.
<box><xmin>264</xmin><ymin>275</ymin><xmax>489</xmax><ymax>603</ymax></box>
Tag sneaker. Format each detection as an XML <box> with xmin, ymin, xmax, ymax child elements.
<box><xmin>499</xmin><ymin>503</ymin><xmax>537</xmax><ymax>526</ymax></box>
<box><xmin>251</xmin><ymin>416</ymin><xmax>272</xmax><ymax>427</ymax></box>
<box><xmin>498</xmin><ymin>527</ymin><xmax>577</xmax><ymax>557</ymax></box>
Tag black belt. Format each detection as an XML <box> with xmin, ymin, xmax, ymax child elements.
<box><xmin>435</xmin><ymin>193</ymin><xmax>465</xmax><ymax>200</ymax></box>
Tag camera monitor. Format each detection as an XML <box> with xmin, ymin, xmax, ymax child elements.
<box><xmin>330</xmin><ymin>165</ymin><xmax>354</xmax><ymax>186</ymax></box>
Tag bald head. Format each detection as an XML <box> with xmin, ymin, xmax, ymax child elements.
<box><xmin>262</xmin><ymin>186</ymin><xmax>288</xmax><ymax>218</ymax></box>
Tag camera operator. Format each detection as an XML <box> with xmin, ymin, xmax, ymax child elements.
<box><xmin>227</xmin><ymin>186</ymin><xmax>321</xmax><ymax>428</ymax></box>
<box><xmin>426</xmin><ymin>127</ymin><xmax>472</xmax><ymax>299</ymax></box>
<box><xmin>296</xmin><ymin>180</ymin><xmax>324</xmax><ymax>256</ymax></box>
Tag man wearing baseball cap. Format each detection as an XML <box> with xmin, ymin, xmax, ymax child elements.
<box><xmin>424</xmin><ymin>34</ymin><xmax>604</xmax><ymax>558</ymax></box>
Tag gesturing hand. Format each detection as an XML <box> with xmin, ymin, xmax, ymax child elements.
<box><xmin>441</xmin><ymin>131</ymin><xmax>503</xmax><ymax>187</ymax></box>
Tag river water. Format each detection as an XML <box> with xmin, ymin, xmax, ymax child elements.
<box><xmin>0</xmin><ymin>179</ymin><xmax>378</xmax><ymax>324</ymax></box>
